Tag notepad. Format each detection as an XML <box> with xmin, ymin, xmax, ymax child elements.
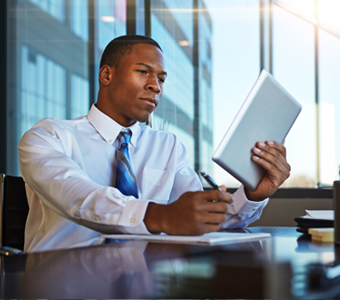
<box><xmin>102</xmin><ymin>231</ymin><xmax>271</xmax><ymax>245</ymax></box>
<box><xmin>308</xmin><ymin>228</ymin><xmax>334</xmax><ymax>243</ymax></box>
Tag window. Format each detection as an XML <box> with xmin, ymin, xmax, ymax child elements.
<box><xmin>2</xmin><ymin>0</ymin><xmax>340</xmax><ymax>192</ymax></box>
<box><xmin>319</xmin><ymin>30</ymin><xmax>340</xmax><ymax>186</ymax></box>
<box><xmin>148</xmin><ymin>0</ymin><xmax>340</xmax><ymax>188</ymax></box>
<box><xmin>205</xmin><ymin>0</ymin><xmax>261</xmax><ymax>187</ymax></box>
<box><xmin>272</xmin><ymin>5</ymin><xmax>316</xmax><ymax>187</ymax></box>
<box><xmin>5</xmin><ymin>0</ymin><xmax>126</xmax><ymax>175</ymax></box>
<box><xmin>271</xmin><ymin>0</ymin><xmax>340</xmax><ymax>188</ymax></box>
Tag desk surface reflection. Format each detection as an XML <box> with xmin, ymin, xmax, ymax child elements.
<box><xmin>2</xmin><ymin>226</ymin><xmax>340</xmax><ymax>299</ymax></box>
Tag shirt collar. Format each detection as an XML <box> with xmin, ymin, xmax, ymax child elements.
<box><xmin>87</xmin><ymin>104</ymin><xmax>139</xmax><ymax>148</ymax></box>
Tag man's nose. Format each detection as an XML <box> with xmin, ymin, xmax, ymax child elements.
<box><xmin>145</xmin><ymin>77</ymin><xmax>161</xmax><ymax>93</ymax></box>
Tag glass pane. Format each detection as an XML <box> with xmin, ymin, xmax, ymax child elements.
<box><xmin>274</xmin><ymin>0</ymin><xmax>315</xmax><ymax>20</ymax></box>
<box><xmin>7</xmin><ymin>0</ymin><xmax>126</xmax><ymax>175</ymax></box>
<box><xmin>30</xmin><ymin>0</ymin><xmax>66</xmax><ymax>23</ymax></box>
<box><xmin>319</xmin><ymin>29</ymin><xmax>340</xmax><ymax>185</ymax></box>
<box><xmin>272</xmin><ymin>5</ymin><xmax>316</xmax><ymax>187</ymax></box>
<box><xmin>151</xmin><ymin>0</ymin><xmax>260</xmax><ymax>187</ymax></box>
<box><xmin>318</xmin><ymin>0</ymin><xmax>340</xmax><ymax>36</ymax></box>
<box><xmin>97</xmin><ymin>0</ymin><xmax>127</xmax><ymax>51</ymax></box>
<box><xmin>207</xmin><ymin>0</ymin><xmax>261</xmax><ymax>187</ymax></box>
<box><xmin>151</xmin><ymin>0</ymin><xmax>196</xmax><ymax>169</ymax></box>
<box><xmin>71</xmin><ymin>0</ymin><xmax>89</xmax><ymax>41</ymax></box>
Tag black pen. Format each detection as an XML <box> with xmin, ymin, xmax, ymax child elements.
<box><xmin>199</xmin><ymin>171</ymin><xmax>234</xmax><ymax>206</ymax></box>
<box><xmin>199</xmin><ymin>171</ymin><xmax>222</xmax><ymax>191</ymax></box>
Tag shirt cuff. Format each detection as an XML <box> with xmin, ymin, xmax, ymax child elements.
<box><xmin>117</xmin><ymin>200</ymin><xmax>151</xmax><ymax>234</ymax></box>
<box><xmin>230</xmin><ymin>185</ymin><xmax>269</xmax><ymax>216</ymax></box>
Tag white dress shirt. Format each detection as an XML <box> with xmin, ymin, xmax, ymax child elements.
<box><xmin>18</xmin><ymin>104</ymin><xmax>268</xmax><ymax>252</ymax></box>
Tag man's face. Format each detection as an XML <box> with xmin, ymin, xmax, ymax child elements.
<box><xmin>100</xmin><ymin>43</ymin><xmax>167</xmax><ymax>127</ymax></box>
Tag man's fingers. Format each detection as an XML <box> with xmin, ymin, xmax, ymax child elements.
<box><xmin>266</xmin><ymin>140</ymin><xmax>286</xmax><ymax>155</ymax></box>
<box><xmin>254</xmin><ymin>141</ymin><xmax>286</xmax><ymax>163</ymax></box>
<box><xmin>252</xmin><ymin>141</ymin><xmax>290</xmax><ymax>173</ymax></box>
<box><xmin>252</xmin><ymin>155</ymin><xmax>290</xmax><ymax>180</ymax></box>
<box><xmin>204</xmin><ymin>212</ymin><xmax>226</xmax><ymax>224</ymax></box>
<box><xmin>152</xmin><ymin>190</ymin><xmax>233</xmax><ymax>236</ymax></box>
<box><xmin>250</xmin><ymin>140</ymin><xmax>291</xmax><ymax>192</ymax></box>
<box><xmin>219</xmin><ymin>185</ymin><xmax>227</xmax><ymax>192</ymax></box>
<box><xmin>204</xmin><ymin>201</ymin><xmax>228</xmax><ymax>214</ymax></box>
<box><xmin>202</xmin><ymin>190</ymin><xmax>233</xmax><ymax>204</ymax></box>
<box><xmin>252</xmin><ymin>150</ymin><xmax>289</xmax><ymax>174</ymax></box>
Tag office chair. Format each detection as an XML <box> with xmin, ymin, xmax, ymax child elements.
<box><xmin>0</xmin><ymin>174</ymin><xmax>29</xmax><ymax>251</ymax></box>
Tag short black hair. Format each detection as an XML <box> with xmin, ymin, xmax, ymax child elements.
<box><xmin>100</xmin><ymin>35</ymin><xmax>162</xmax><ymax>68</ymax></box>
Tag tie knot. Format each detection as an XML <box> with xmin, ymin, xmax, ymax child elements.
<box><xmin>118</xmin><ymin>129</ymin><xmax>132</xmax><ymax>150</ymax></box>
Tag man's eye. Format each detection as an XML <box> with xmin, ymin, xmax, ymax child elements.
<box><xmin>137</xmin><ymin>70</ymin><xmax>147</xmax><ymax>74</ymax></box>
<box><xmin>158</xmin><ymin>77</ymin><xmax>165</xmax><ymax>83</ymax></box>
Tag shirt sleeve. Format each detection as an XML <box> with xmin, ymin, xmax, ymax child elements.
<box><xmin>221</xmin><ymin>185</ymin><xmax>269</xmax><ymax>228</ymax></box>
<box><xmin>18</xmin><ymin>120</ymin><xmax>151</xmax><ymax>235</ymax></box>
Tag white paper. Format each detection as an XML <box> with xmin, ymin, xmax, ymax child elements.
<box><xmin>305</xmin><ymin>210</ymin><xmax>334</xmax><ymax>220</ymax></box>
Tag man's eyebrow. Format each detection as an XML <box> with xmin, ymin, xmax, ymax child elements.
<box><xmin>135</xmin><ymin>63</ymin><xmax>167</xmax><ymax>76</ymax></box>
<box><xmin>136</xmin><ymin>62</ymin><xmax>151</xmax><ymax>68</ymax></box>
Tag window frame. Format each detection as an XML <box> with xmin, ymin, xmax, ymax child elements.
<box><xmin>0</xmin><ymin>0</ymin><xmax>7</xmax><ymax>174</ymax></box>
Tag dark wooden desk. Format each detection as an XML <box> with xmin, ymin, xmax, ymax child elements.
<box><xmin>1</xmin><ymin>226</ymin><xmax>340</xmax><ymax>299</ymax></box>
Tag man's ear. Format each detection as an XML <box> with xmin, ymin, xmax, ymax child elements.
<box><xmin>99</xmin><ymin>65</ymin><xmax>114</xmax><ymax>86</ymax></box>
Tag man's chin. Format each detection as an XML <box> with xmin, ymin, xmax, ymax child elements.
<box><xmin>136</xmin><ymin>109</ymin><xmax>156</xmax><ymax>122</ymax></box>
<box><xmin>136</xmin><ymin>114</ymin><xmax>151</xmax><ymax>124</ymax></box>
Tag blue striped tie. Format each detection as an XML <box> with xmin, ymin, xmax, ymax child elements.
<box><xmin>115</xmin><ymin>129</ymin><xmax>138</xmax><ymax>198</ymax></box>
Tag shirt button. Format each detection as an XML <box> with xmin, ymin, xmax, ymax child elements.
<box><xmin>108</xmin><ymin>139</ymin><xmax>113</xmax><ymax>143</ymax></box>
<box><xmin>253</xmin><ymin>208</ymin><xmax>258</xmax><ymax>211</ymax></box>
<box><xmin>94</xmin><ymin>216</ymin><xmax>100</xmax><ymax>221</ymax></box>
<box><xmin>134</xmin><ymin>228</ymin><xmax>139</xmax><ymax>233</ymax></box>
<box><xmin>130</xmin><ymin>217</ymin><xmax>135</xmax><ymax>224</ymax></box>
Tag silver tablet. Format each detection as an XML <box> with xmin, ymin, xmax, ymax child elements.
<box><xmin>212</xmin><ymin>70</ymin><xmax>302</xmax><ymax>191</ymax></box>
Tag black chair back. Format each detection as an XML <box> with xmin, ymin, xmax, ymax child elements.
<box><xmin>0</xmin><ymin>174</ymin><xmax>29</xmax><ymax>250</ymax></box>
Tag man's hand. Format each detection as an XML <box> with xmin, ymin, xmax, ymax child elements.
<box><xmin>245</xmin><ymin>140</ymin><xmax>290</xmax><ymax>201</ymax></box>
<box><xmin>144</xmin><ymin>190</ymin><xmax>233</xmax><ymax>235</ymax></box>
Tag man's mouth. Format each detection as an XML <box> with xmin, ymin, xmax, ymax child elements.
<box><xmin>140</xmin><ymin>97</ymin><xmax>157</xmax><ymax>107</ymax></box>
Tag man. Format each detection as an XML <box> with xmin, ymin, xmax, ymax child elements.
<box><xmin>19</xmin><ymin>35</ymin><xmax>290</xmax><ymax>252</ymax></box>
